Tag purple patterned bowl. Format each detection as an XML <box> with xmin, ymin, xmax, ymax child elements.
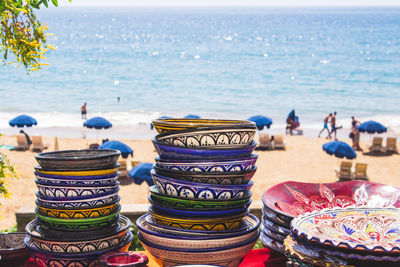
<box><xmin>0</xmin><ymin>233</ymin><xmax>30</xmax><ymax>266</ymax></box>
<box><xmin>152</xmin><ymin>170</ymin><xmax>253</xmax><ymax>200</ymax></box>
<box><xmin>137</xmin><ymin>213</ymin><xmax>259</xmax><ymax>249</ymax></box>
<box><xmin>35</xmin><ymin>175</ymin><xmax>119</xmax><ymax>186</ymax></box>
<box><xmin>155</xmin><ymin>154</ymin><xmax>258</xmax><ymax>173</ymax></box>
<box><xmin>153</xmin><ymin>165</ymin><xmax>256</xmax><ymax>185</ymax></box>
<box><xmin>152</xmin><ymin>138</ymin><xmax>256</xmax><ymax>160</ymax></box>
<box><xmin>35</xmin><ymin>149</ymin><xmax>121</xmax><ymax>171</ymax></box>
<box><xmin>36</xmin><ymin>191</ymin><xmax>120</xmax><ymax>209</ymax></box>
<box><xmin>35</xmin><ymin>182</ymin><xmax>119</xmax><ymax>198</ymax></box>
<box><xmin>151</xmin><ymin>203</ymin><xmax>248</xmax><ymax>218</ymax></box>
<box><xmin>138</xmin><ymin>230</ymin><xmax>258</xmax><ymax>267</ymax></box>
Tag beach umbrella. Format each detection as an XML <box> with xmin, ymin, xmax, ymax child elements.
<box><xmin>323</xmin><ymin>140</ymin><xmax>357</xmax><ymax>159</ymax></box>
<box><xmin>150</xmin><ymin>116</ymin><xmax>172</xmax><ymax>130</ymax></box>
<box><xmin>9</xmin><ymin>115</ymin><xmax>37</xmax><ymax>128</ymax></box>
<box><xmin>83</xmin><ymin>117</ymin><xmax>112</xmax><ymax>143</ymax></box>
<box><xmin>99</xmin><ymin>140</ymin><xmax>133</xmax><ymax>159</ymax></box>
<box><xmin>287</xmin><ymin>110</ymin><xmax>295</xmax><ymax>121</ymax></box>
<box><xmin>247</xmin><ymin>115</ymin><xmax>273</xmax><ymax>130</ymax></box>
<box><xmin>357</xmin><ymin>120</ymin><xmax>387</xmax><ymax>134</ymax></box>
<box><xmin>129</xmin><ymin>163</ymin><xmax>154</xmax><ymax>186</ymax></box>
<box><xmin>184</xmin><ymin>114</ymin><xmax>201</xmax><ymax>119</ymax></box>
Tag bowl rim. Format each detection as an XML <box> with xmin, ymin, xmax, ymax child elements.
<box><xmin>35</xmin><ymin>208</ymin><xmax>120</xmax><ymax>223</ymax></box>
<box><xmin>152</xmin><ymin>138</ymin><xmax>257</xmax><ymax>151</ymax></box>
<box><xmin>152</xmin><ymin>118</ymin><xmax>256</xmax><ymax>127</ymax></box>
<box><xmin>35</xmin><ymin>187</ymin><xmax>120</xmax><ymax>201</ymax></box>
<box><xmin>34</xmin><ymin>163</ymin><xmax>120</xmax><ymax>173</ymax></box>
<box><xmin>35</xmin><ymin>149</ymin><xmax>120</xmax><ymax>161</ymax></box>
<box><xmin>99</xmin><ymin>251</ymin><xmax>149</xmax><ymax>266</ymax></box>
<box><xmin>35</xmin><ymin>180</ymin><xmax>120</xmax><ymax>188</ymax></box>
<box><xmin>153</xmin><ymin>164</ymin><xmax>257</xmax><ymax>177</ymax></box>
<box><xmin>155</xmin><ymin>154</ymin><xmax>258</xmax><ymax>164</ymax></box>
<box><xmin>0</xmin><ymin>232</ymin><xmax>27</xmax><ymax>251</ymax></box>
<box><xmin>36</xmin><ymin>202</ymin><xmax>119</xmax><ymax>213</ymax></box>
<box><xmin>35</xmin><ymin>173</ymin><xmax>120</xmax><ymax>181</ymax></box>
<box><xmin>151</xmin><ymin>204</ymin><xmax>248</xmax><ymax>218</ymax></box>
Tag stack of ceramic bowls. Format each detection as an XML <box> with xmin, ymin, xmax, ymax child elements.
<box><xmin>25</xmin><ymin>149</ymin><xmax>133</xmax><ymax>267</ymax></box>
<box><xmin>137</xmin><ymin>118</ymin><xmax>261</xmax><ymax>266</ymax></box>
<box><xmin>260</xmin><ymin>180</ymin><xmax>400</xmax><ymax>257</ymax></box>
<box><xmin>286</xmin><ymin>206</ymin><xmax>400</xmax><ymax>267</ymax></box>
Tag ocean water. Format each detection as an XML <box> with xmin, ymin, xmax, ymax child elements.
<box><xmin>0</xmin><ymin>7</ymin><xmax>400</xmax><ymax>138</ymax></box>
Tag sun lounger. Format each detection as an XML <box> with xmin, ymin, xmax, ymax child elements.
<box><xmin>386</xmin><ymin>137</ymin><xmax>398</xmax><ymax>153</ymax></box>
<box><xmin>88</xmin><ymin>143</ymin><xmax>99</xmax><ymax>149</ymax></box>
<box><xmin>15</xmin><ymin>135</ymin><xmax>29</xmax><ymax>151</ymax></box>
<box><xmin>273</xmin><ymin>135</ymin><xmax>285</xmax><ymax>150</ymax></box>
<box><xmin>353</xmin><ymin>163</ymin><xmax>368</xmax><ymax>180</ymax></box>
<box><xmin>335</xmin><ymin>161</ymin><xmax>353</xmax><ymax>181</ymax></box>
<box><xmin>256</xmin><ymin>134</ymin><xmax>272</xmax><ymax>150</ymax></box>
<box><xmin>31</xmin><ymin>136</ymin><xmax>48</xmax><ymax>152</ymax></box>
<box><xmin>370</xmin><ymin>137</ymin><xmax>384</xmax><ymax>153</ymax></box>
<box><xmin>118</xmin><ymin>159</ymin><xmax>129</xmax><ymax>180</ymax></box>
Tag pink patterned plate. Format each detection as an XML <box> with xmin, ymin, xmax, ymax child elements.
<box><xmin>291</xmin><ymin>207</ymin><xmax>400</xmax><ymax>253</ymax></box>
<box><xmin>262</xmin><ymin>181</ymin><xmax>400</xmax><ymax>219</ymax></box>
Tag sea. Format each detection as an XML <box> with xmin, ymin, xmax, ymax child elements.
<box><xmin>0</xmin><ymin>7</ymin><xmax>399</xmax><ymax>139</ymax></box>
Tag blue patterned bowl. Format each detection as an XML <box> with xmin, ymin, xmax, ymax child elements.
<box><xmin>153</xmin><ymin>165</ymin><xmax>256</xmax><ymax>185</ymax></box>
<box><xmin>138</xmin><ymin>231</ymin><xmax>258</xmax><ymax>266</ymax></box>
<box><xmin>155</xmin><ymin>155</ymin><xmax>258</xmax><ymax>172</ymax></box>
<box><xmin>152</xmin><ymin>138</ymin><xmax>256</xmax><ymax>160</ymax></box>
<box><xmin>151</xmin><ymin>170</ymin><xmax>253</xmax><ymax>200</ymax></box>
<box><xmin>151</xmin><ymin>204</ymin><xmax>248</xmax><ymax>218</ymax></box>
<box><xmin>35</xmin><ymin>174</ymin><xmax>119</xmax><ymax>186</ymax></box>
<box><xmin>155</xmin><ymin>126</ymin><xmax>256</xmax><ymax>148</ymax></box>
<box><xmin>36</xmin><ymin>191</ymin><xmax>120</xmax><ymax>209</ymax></box>
<box><xmin>35</xmin><ymin>182</ymin><xmax>119</xmax><ymax>198</ymax></box>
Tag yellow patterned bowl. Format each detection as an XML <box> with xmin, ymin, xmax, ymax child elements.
<box><xmin>151</xmin><ymin>118</ymin><xmax>255</xmax><ymax>134</ymax></box>
<box><xmin>149</xmin><ymin>206</ymin><xmax>247</xmax><ymax>231</ymax></box>
<box><xmin>36</xmin><ymin>202</ymin><xmax>120</xmax><ymax>219</ymax></box>
<box><xmin>34</xmin><ymin>165</ymin><xmax>119</xmax><ymax>177</ymax></box>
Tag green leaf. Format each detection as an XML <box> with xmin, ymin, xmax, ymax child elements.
<box><xmin>51</xmin><ymin>0</ymin><xmax>58</xmax><ymax>6</ymax></box>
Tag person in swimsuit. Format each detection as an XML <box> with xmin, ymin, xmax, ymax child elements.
<box><xmin>81</xmin><ymin>102</ymin><xmax>87</xmax><ymax>119</ymax></box>
<box><xmin>318</xmin><ymin>113</ymin><xmax>331</xmax><ymax>138</ymax></box>
<box><xmin>331</xmin><ymin>111</ymin><xmax>337</xmax><ymax>140</ymax></box>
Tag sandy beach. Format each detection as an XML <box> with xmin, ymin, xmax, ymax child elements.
<box><xmin>0</xmin><ymin>133</ymin><xmax>399</xmax><ymax>229</ymax></box>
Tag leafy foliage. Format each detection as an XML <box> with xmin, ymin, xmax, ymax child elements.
<box><xmin>0</xmin><ymin>224</ymin><xmax>17</xmax><ymax>233</ymax></box>
<box><xmin>0</xmin><ymin>0</ymin><xmax>69</xmax><ymax>72</ymax></box>
<box><xmin>0</xmin><ymin>151</ymin><xmax>17</xmax><ymax>213</ymax></box>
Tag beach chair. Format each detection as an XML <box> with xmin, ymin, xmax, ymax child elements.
<box><xmin>370</xmin><ymin>137</ymin><xmax>384</xmax><ymax>153</ymax></box>
<box><xmin>15</xmin><ymin>135</ymin><xmax>29</xmax><ymax>151</ymax></box>
<box><xmin>117</xmin><ymin>160</ymin><xmax>129</xmax><ymax>180</ymax></box>
<box><xmin>273</xmin><ymin>134</ymin><xmax>286</xmax><ymax>150</ymax></box>
<box><xmin>257</xmin><ymin>134</ymin><xmax>272</xmax><ymax>150</ymax></box>
<box><xmin>353</xmin><ymin>163</ymin><xmax>368</xmax><ymax>180</ymax></box>
<box><xmin>335</xmin><ymin>161</ymin><xmax>353</xmax><ymax>181</ymax></box>
<box><xmin>386</xmin><ymin>137</ymin><xmax>398</xmax><ymax>153</ymax></box>
<box><xmin>31</xmin><ymin>136</ymin><xmax>48</xmax><ymax>152</ymax></box>
<box><xmin>89</xmin><ymin>143</ymin><xmax>99</xmax><ymax>149</ymax></box>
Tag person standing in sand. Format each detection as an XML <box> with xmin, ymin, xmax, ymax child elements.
<box><xmin>330</xmin><ymin>111</ymin><xmax>337</xmax><ymax>140</ymax></box>
<box><xmin>81</xmin><ymin>102</ymin><xmax>87</xmax><ymax>119</ymax></box>
<box><xmin>350</xmin><ymin>116</ymin><xmax>361</xmax><ymax>150</ymax></box>
<box><xmin>318</xmin><ymin>113</ymin><xmax>331</xmax><ymax>138</ymax></box>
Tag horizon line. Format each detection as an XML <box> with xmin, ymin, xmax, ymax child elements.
<box><xmin>56</xmin><ymin>5</ymin><xmax>400</xmax><ymax>8</ymax></box>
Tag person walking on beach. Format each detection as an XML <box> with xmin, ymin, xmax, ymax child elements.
<box><xmin>81</xmin><ymin>102</ymin><xmax>87</xmax><ymax>119</ymax></box>
<box><xmin>318</xmin><ymin>113</ymin><xmax>331</xmax><ymax>138</ymax></box>
<box><xmin>350</xmin><ymin>116</ymin><xmax>361</xmax><ymax>150</ymax></box>
<box><xmin>331</xmin><ymin>111</ymin><xmax>337</xmax><ymax>140</ymax></box>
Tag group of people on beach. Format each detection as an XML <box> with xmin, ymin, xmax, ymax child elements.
<box><xmin>318</xmin><ymin>112</ymin><xmax>339</xmax><ymax>139</ymax></box>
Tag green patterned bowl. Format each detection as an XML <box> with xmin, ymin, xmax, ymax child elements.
<box><xmin>36</xmin><ymin>209</ymin><xmax>120</xmax><ymax>231</ymax></box>
<box><xmin>149</xmin><ymin>187</ymin><xmax>251</xmax><ymax>211</ymax></box>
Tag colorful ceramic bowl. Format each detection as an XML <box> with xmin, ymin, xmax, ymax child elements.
<box><xmin>152</xmin><ymin>170</ymin><xmax>253</xmax><ymax>200</ymax></box>
<box><xmin>35</xmin><ymin>173</ymin><xmax>119</xmax><ymax>186</ymax></box>
<box><xmin>155</xmin><ymin>155</ymin><xmax>258</xmax><ymax>173</ymax></box>
<box><xmin>260</xmin><ymin>224</ymin><xmax>285</xmax><ymax>243</ymax></box>
<box><xmin>35</xmin><ymin>149</ymin><xmax>120</xmax><ymax>170</ymax></box>
<box><xmin>137</xmin><ymin>213</ymin><xmax>259</xmax><ymax>249</ymax></box>
<box><xmin>262</xmin><ymin>180</ymin><xmax>400</xmax><ymax>220</ymax></box>
<box><xmin>36</xmin><ymin>210</ymin><xmax>120</xmax><ymax>231</ymax></box>
<box><xmin>260</xmin><ymin>231</ymin><xmax>284</xmax><ymax>254</ymax></box>
<box><xmin>34</xmin><ymin>165</ymin><xmax>119</xmax><ymax>177</ymax></box>
<box><xmin>26</xmin><ymin>217</ymin><xmax>131</xmax><ymax>254</ymax></box>
<box><xmin>0</xmin><ymin>233</ymin><xmax>30</xmax><ymax>265</ymax></box>
<box><xmin>262</xmin><ymin>206</ymin><xmax>291</xmax><ymax>228</ymax></box>
<box><xmin>36</xmin><ymin>192</ymin><xmax>120</xmax><ymax>209</ymax></box>
<box><xmin>149</xmin><ymin>192</ymin><xmax>251</xmax><ymax>211</ymax></box>
<box><xmin>151</xmin><ymin>118</ymin><xmax>256</xmax><ymax>133</ymax></box>
<box><xmin>35</xmin><ymin>182</ymin><xmax>119</xmax><ymax>198</ymax></box>
<box><xmin>27</xmin><ymin>231</ymin><xmax>133</xmax><ymax>267</ymax></box>
<box><xmin>262</xmin><ymin>215</ymin><xmax>290</xmax><ymax>236</ymax></box>
<box><xmin>152</xmin><ymin>138</ymin><xmax>257</xmax><ymax>160</ymax></box>
<box><xmin>153</xmin><ymin>165</ymin><xmax>256</xmax><ymax>185</ymax></box>
<box><xmin>144</xmin><ymin>213</ymin><xmax>252</xmax><ymax>237</ymax></box>
<box><xmin>149</xmin><ymin>206</ymin><xmax>247</xmax><ymax>231</ymax></box>
<box><xmin>155</xmin><ymin>127</ymin><xmax>256</xmax><ymax>148</ymax></box>
<box><xmin>138</xmin><ymin>231</ymin><xmax>257</xmax><ymax>267</ymax></box>
<box><xmin>151</xmin><ymin>204</ymin><xmax>248</xmax><ymax>218</ymax></box>
<box><xmin>99</xmin><ymin>252</ymin><xmax>149</xmax><ymax>267</ymax></box>
<box><xmin>36</xmin><ymin>202</ymin><xmax>120</xmax><ymax>219</ymax></box>
<box><xmin>292</xmin><ymin>207</ymin><xmax>400</xmax><ymax>253</ymax></box>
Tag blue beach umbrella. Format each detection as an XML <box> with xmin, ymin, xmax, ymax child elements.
<box><xmin>150</xmin><ymin>116</ymin><xmax>173</xmax><ymax>130</ymax></box>
<box><xmin>9</xmin><ymin>115</ymin><xmax>37</xmax><ymax>128</ymax></box>
<box><xmin>129</xmin><ymin>163</ymin><xmax>154</xmax><ymax>186</ymax></box>
<box><xmin>287</xmin><ymin>110</ymin><xmax>295</xmax><ymax>121</ymax></box>
<box><xmin>99</xmin><ymin>140</ymin><xmax>133</xmax><ymax>159</ymax></box>
<box><xmin>83</xmin><ymin>117</ymin><xmax>112</xmax><ymax>129</ymax></box>
<box><xmin>323</xmin><ymin>140</ymin><xmax>357</xmax><ymax>159</ymax></box>
<box><xmin>247</xmin><ymin>115</ymin><xmax>273</xmax><ymax>130</ymax></box>
<box><xmin>184</xmin><ymin>114</ymin><xmax>201</xmax><ymax>119</ymax></box>
<box><xmin>357</xmin><ymin>121</ymin><xmax>387</xmax><ymax>134</ymax></box>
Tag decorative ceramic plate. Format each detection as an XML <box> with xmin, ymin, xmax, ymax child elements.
<box><xmin>262</xmin><ymin>181</ymin><xmax>400</xmax><ymax>219</ymax></box>
<box><xmin>292</xmin><ymin>207</ymin><xmax>400</xmax><ymax>253</ymax></box>
<box><xmin>262</xmin><ymin>215</ymin><xmax>290</xmax><ymax>236</ymax></box>
<box><xmin>259</xmin><ymin>231</ymin><xmax>284</xmax><ymax>254</ymax></box>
